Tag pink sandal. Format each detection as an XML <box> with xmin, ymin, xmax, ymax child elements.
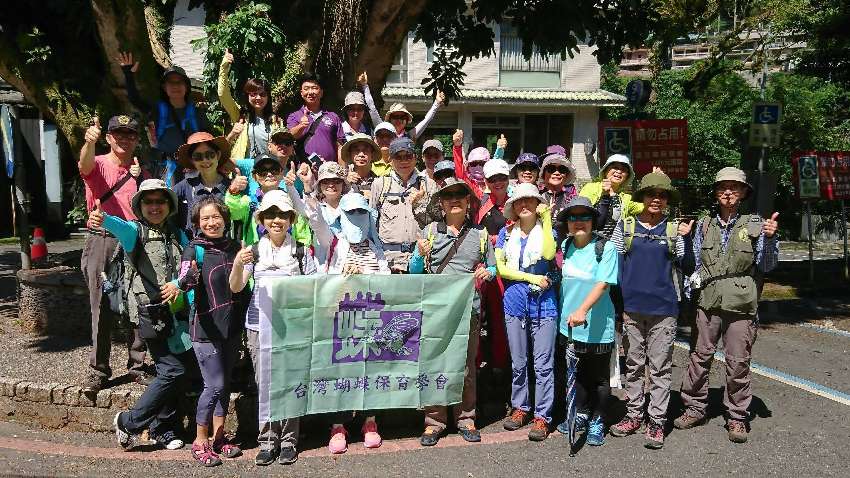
<box><xmin>328</xmin><ymin>425</ymin><xmax>348</xmax><ymax>454</ymax></box>
<box><xmin>191</xmin><ymin>442</ymin><xmax>222</xmax><ymax>467</ymax></box>
<box><xmin>362</xmin><ymin>420</ymin><xmax>382</xmax><ymax>449</ymax></box>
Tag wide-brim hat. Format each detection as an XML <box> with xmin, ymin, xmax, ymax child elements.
<box><xmin>384</xmin><ymin>103</ymin><xmax>414</xmax><ymax>122</ymax></box>
<box><xmin>503</xmin><ymin>183</ymin><xmax>544</xmax><ymax>222</ymax></box>
<box><xmin>633</xmin><ymin>171</ymin><xmax>681</xmax><ymax>204</ymax></box>
<box><xmin>712</xmin><ymin>166</ymin><xmax>753</xmax><ymax>196</ymax></box>
<box><xmin>176</xmin><ymin>132</ymin><xmax>232</xmax><ymax>169</ymax></box>
<box><xmin>601</xmin><ymin>154</ymin><xmax>635</xmax><ymax>180</ymax></box>
<box><xmin>540</xmin><ymin>154</ymin><xmax>576</xmax><ymax>179</ymax></box>
<box><xmin>343</xmin><ymin>91</ymin><xmax>366</xmax><ymax>110</ymax></box>
<box><xmin>131</xmin><ymin>179</ymin><xmax>179</xmax><ymax>220</ymax></box>
<box><xmin>539</xmin><ymin>144</ymin><xmax>567</xmax><ymax>161</ymax></box>
<box><xmin>556</xmin><ymin>195</ymin><xmax>599</xmax><ymax>224</ymax></box>
<box><xmin>465</xmin><ymin>147</ymin><xmax>491</xmax><ymax>167</ymax></box>
<box><xmin>340</xmin><ymin>133</ymin><xmax>381</xmax><ymax>164</ymax></box>
<box><xmin>428</xmin><ymin>177</ymin><xmax>473</xmax><ymax>213</ymax></box>
<box><xmin>254</xmin><ymin>189</ymin><xmax>295</xmax><ymax>223</ymax></box>
<box><xmin>316</xmin><ymin>161</ymin><xmax>349</xmax><ymax>185</ymax></box>
<box><xmin>512</xmin><ymin>153</ymin><xmax>540</xmax><ymax>171</ymax></box>
<box><xmin>340</xmin><ymin>191</ymin><xmax>373</xmax><ymax>213</ymax></box>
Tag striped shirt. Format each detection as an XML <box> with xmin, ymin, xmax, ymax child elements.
<box><xmin>343</xmin><ymin>240</ymin><xmax>381</xmax><ymax>273</ymax></box>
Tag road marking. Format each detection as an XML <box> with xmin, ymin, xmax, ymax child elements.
<box><xmin>673</xmin><ymin>340</ymin><xmax>850</xmax><ymax>407</ymax></box>
<box><xmin>797</xmin><ymin>322</ymin><xmax>850</xmax><ymax>339</ymax></box>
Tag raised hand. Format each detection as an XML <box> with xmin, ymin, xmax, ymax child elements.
<box><xmin>357</xmin><ymin>71</ymin><xmax>368</xmax><ymax>87</ymax></box>
<box><xmin>160</xmin><ymin>281</ymin><xmax>180</xmax><ymax>303</ymax></box>
<box><xmin>409</xmin><ymin>183</ymin><xmax>427</xmax><ymax>205</ymax></box>
<box><xmin>678</xmin><ymin>219</ymin><xmax>694</xmax><ymax>237</ymax></box>
<box><xmin>229</xmin><ymin>117</ymin><xmax>245</xmax><ymax>139</ymax></box>
<box><xmin>652</xmin><ymin>166</ymin><xmax>664</xmax><ymax>174</ymax></box>
<box><xmin>116</xmin><ymin>51</ymin><xmax>139</xmax><ymax>73</ymax></box>
<box><xmin>284</xmin><ymin>168</ymin><xmax>297</xmax><ymax>187</ymax></box>
<box><xmin>297</xmin><ymin>162</ymin><xmax>314</xmax><ymax>190</ymax></box>
<box><xmin>85</xmin><ymin>117</ymin><xmax>101</xmax><ymax>144</ymax></box>
<box><xmin>601</xmin><ymin>178</ymin><xmax>613</xmax><ymax>196</ymax></box>
<box><xmin>452</xmin><ymin>129</ymin><xmax>463</xmax><ymax>146</ymax></box>
<box><xmin>763</xmin><ymin>212</ymin><xmax>779</xmax><ymax>237</ymax></box>
<box><xmin>234</xmin><ymin>242</ymin><xmax>253</xmax><ymax>266</ymax></box>
<box><xmin>129</xmin><ymin>157</ymin><xmax>141</xmax><ymax>178</ymax></box>
<box><xmin>435</xmin><ymin>89</ymin><xmax>446</xmax><ymax>106</ymax></box>
<box><xmin>89</xmin><ymin>199</ymin><xmax>104</xmax><ymax>229</ymax></box>
<box><xmin>497</xmin><ymin>133</ymin><xmax>507</xmax><ymax>150</ymax></box>
<box><xmin>223</xmin><ymin>48</ymin><xmax>234</xmax><ymax>65</ymax></box>
<box><xmin>229</xmin><ymin>172</ymin><xmax>248</xmax><ymax>194</ymax></box>
<box><xmin>299</xmin><ymin>112</ymin><xmax>309</xmax><ymax>128</ymax></box>
<box><xmin>536</xmin><ymin>203</ymin><xmax>550</xmax><ymax>217</ymax></box>
<box><xmin>347</xmin><ymin>170</ymin><xmax>361</xmax><ymax>185</ymax></box>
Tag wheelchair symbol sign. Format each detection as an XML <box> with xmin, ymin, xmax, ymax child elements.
<box><xmin>604</xmin><ymin>127</ymin><xmax>631</xmax><ymax>156</ymax></box>
<box><xmin>752</xmin><ymin>103</ymin><xmax>781</xmax><ymax>124</ymax></box>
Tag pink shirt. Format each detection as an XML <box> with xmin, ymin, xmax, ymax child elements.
<box><xmin>81</xmin><ymin>154</ymin><xmax>142</xmax><ymax>227</ymax></box>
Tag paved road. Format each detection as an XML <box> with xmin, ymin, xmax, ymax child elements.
<box><xmin>1</xmin><ymin>318</ymin><xmax>849</xmax><ymax>478</ymax></box>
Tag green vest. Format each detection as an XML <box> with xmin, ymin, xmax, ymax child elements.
<box><xmin>696</xmin><ymin>214</ymin><xmax>762</xmax><ymax>316</ymax></box>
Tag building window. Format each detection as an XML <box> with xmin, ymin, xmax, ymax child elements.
<box><xmin>523</xmin><ymin>114</ymin><xmax>573</xmax><ymax>157</ymax></box>
<box><xmin>499</xmin><ymin>24</ymin><xmax>561</xmax><ymax>88</ymax></box>
<box><xmin>386</xmin><ymin>37</ymin><xmax>408</xmax><ymax>85</ymax></box>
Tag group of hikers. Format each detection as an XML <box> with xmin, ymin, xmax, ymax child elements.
<box><xmin>76</xmin><ymin>51</ymin><xmax>779</xmax><ymax>467</ymax></box>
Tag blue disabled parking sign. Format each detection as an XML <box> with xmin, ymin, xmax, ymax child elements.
<box><xmin>604</xmin><ymin>127</ymin><xmax>632</xmax><ymax>156</ymax></box>
<box><xmin>753</xmin><ymin>103</ymin><xmax>781</xmax><ymax>124</ymax></box>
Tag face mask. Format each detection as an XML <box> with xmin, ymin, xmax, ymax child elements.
<box><xmin>340</xmin><ymin>210</ymin><xmax>371</xmax><ymax>244</ymax></box>
<box><xmin>467</xmin><ymin>165</ymin><xmax>485</xmax><ymax>182</ymax></box>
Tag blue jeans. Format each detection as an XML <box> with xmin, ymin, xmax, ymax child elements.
<box><xmin>505</xmin><ymin>314</ymin><xmax>556</xmax><ymax>422</ymax></box>
<box><xmin>121</xmin><ymin>338</ymin><xmax>189</xmax><ymax>435</ymax></box>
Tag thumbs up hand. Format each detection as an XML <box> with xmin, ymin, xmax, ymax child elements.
<box><xmin>229</xmin><ymin>172</ymin><xmax>248</xmax><ymax>194</ymax></box>
<box><xmin>229</xmin><ymin>117</ymin><xmax>246</xmax><ymax>139</ymax></box>
<box><xmin>223</xmin><ymin>48</ymin><xmax>234</xmax><ymax>65</ymax></box>
<box><xmin>452</xmin><ymin>129</ymin><xmax>463</xmax><ymax>147</ymax></box>
<box><xmin>85</xmin><ymin>117</ymin><xmax>101</xmax><ymax>144</ymax></box>
<box><xmin>235</xmin><ymin>241</ymin><xmax>254</xmax><ymax>266</ymax></box>
<box><xmin>497</xmin><ymin>133</ymin><xmax>507</xmax><ymax>149</ymax></box>
<box><xmin>357</xmin><ymin>71</ymin><xmax>368</xmax><ymax>87</ymax></box>
<box><xmin>89</xmin><ymin>199</ymin><xmax>105</xmax><ymax>229</ymax></box>
<box><xmin>678</xmin><ymin>219</ymin><xmax>695</xmax><ymax>237</ymax></box>
<box><xmin>763</xmin><ymin>212</ymin><xmax>779</xmax><ymax>237</ymax></box>
<box><xmin>130</xmin><ymin>157</ymin><xmax>141</xmax><ymax>177</ymax></box>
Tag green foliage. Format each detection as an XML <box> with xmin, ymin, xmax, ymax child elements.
<box><xmin>600</xmin><ymin>62</ymin><xmax>630</xmax><ymax>120</ymax></box>
<box><xmin>21</xmin><ymin>27</ymin><xmax>52</xmax><ymax>66</ymax></box>
<box><xmin>191</xmin><ymin>2</ymin><xmax>289</xmax><ymax>128</ymax></box>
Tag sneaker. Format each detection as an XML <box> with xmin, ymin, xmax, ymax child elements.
<box><xmin>83</xmin><ymin>373</ymin><xmax>106</xmax><ymax>394</ymax></box>
<box><xmin>191</xmin><ymin>442</ymin><xmax>222</xmax><ymax>467</ymax></box>
<box><xmin>727</xmin><ymin>419</ymin><xmax>748</xmax><ymax>443</ymax></box>
<box><xmin>586</xmin><ymin>415</ymin><xmax>605</xmax><ymax>446</ymax></box>
<box><xmin>502</xmin><ymin>409</ymin><xmax>529</xmax><ymax>431</ymax></box>
<box><xmin>212</xmin><ymin>435</ymin><xmax>242</xmax><ymax>458</ymax></box>
<box><xmin>558</xmin><ymin>412</ymin><xmax>589</xmax><ymax>435</ymax></box>
<box><xmin>328</xmin><ymin>426</ymin><xmax>348</xmax><ymax>454</ymax></box>
<box><xmin>644</xmin><ymin>421</ymin><xmax>664</xmax><ymax>449</ymax></box>
<box><xmin>361</xmin><ymin>420</ymin><xmax>382</xmax><ymax>449</ymax></box>
<box><xmin>113</xmin><ymin>412</ymin><xmax>131</xmax><ymax>449</ymax></box>
<box><xmin>673</xmin><ymin>412</ymin><xmax>705</xmax><ymax>430</ymax></box>
<box><xmin>458</xmin><ymin>424</ymin><xmax>481</xmax><ymax>443</ymax></box>
<box><xmin>278</xmin><ymin>446</ymin><xmax>298</xmax><ymax>465</ymax></box>
<box><xmin>152</xmin><ymin>430</ymin><xmax>184</xmax><ymax>450</ymax></box>
<box><xmin>528</xmin><ymin>418</ymin><xmax>549</xmax><ymax>441</ymax></box>
<box><xmin>254</xmin><ymin>447</ymin><xmax>278</xmax><ymax>466</ymax></box>
<box><xmin>419</xmin><ymin>426</ymin><xmax>444</xmax><ymax>447</ymax></box>
<box><xmin>610</xmin><ymin>416</ymin><xmax>643</xmax><ymax>437</ymax></box>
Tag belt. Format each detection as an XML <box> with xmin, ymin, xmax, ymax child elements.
<box><xmin>383</xmin><ymin>242</ymin><xmax>415</xmax><ymax>253</ymax></box>
<box><xmin>87</xmin><ymin>228</ymin><xmax>115</xmax><ymax>238</ymax></box>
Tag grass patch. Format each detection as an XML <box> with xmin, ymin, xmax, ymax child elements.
<box><xmin>0</xmin><ymin>237</ymin><xmax>21</xmax><ymax>245</ymax></box>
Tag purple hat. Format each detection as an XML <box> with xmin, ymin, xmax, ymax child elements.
<box><xmin>512</xmin><ymin>152</ymin><xmax>540</xmax><ymax>170</ymax></box>
<box><xmin>540</xmin><ymin>144</ymin><xmax>568</xmax><ymax>160</ymax></box>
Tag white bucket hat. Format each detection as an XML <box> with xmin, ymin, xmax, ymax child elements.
<box><xmin>503</xmin><ymin>182</ymin><xmax>544</xmax><ymax>222</ymax></box>
<box><xmin>254</xmin><ymin>189</ymin><xmax>295</xmax><ymax>222</ymax></box>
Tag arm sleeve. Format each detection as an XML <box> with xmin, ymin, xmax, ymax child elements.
<box><xmin>626</xmin><ymin>195</ymin><xmax>645</xmax><ymax>216</ymax></box>
<box><xmin>411</xmin><ymin>100</ymin><xmax>441</xmax><ymax>140</ymax></box>
<box><xmin>102</xmin><ymin>215</ymin><xmax>140</xmax><ymax>252</ymax></box>
<box><xmin>610</xmin><ymin>220</ymin><xmax>626</xmax><ymax>254</ymax></box>
<box><xmin>362</xmin><ymin>84</ymin><xmax>383</xmax><ymax>127</ymax></box>
<box><xmin>483</xmin><ymin>232</ymin><xmax>497</xmax><ymax>279</ymax></box>
<box><xmin>755</xmin><ymin>234</ymin><xmax>779</xmax><ymax>274</ymax></box>
<box><xmin>596</xmin><ymin>194</ymin><xmax>612</xmax><ymax>229</ymax></box>
<box><xmin>453</xmin><ymin>144</ymin><xmax>465</xmax><ymax>180</ymax></box>
<box><xmin>674</xmin><ymin>231</ymin><xmax>686</xmax><ymax>260</ymax></box>
<box><xmin>493</xmin><ymin>146</ymin><xmax>505</xmax><ymax>160</ymax></box>
<box><xmin>176</xmin><ymin>246</ymin><xmax>199</xmax><ymax>291</ymax></box>
<box><xmin>122</xmin><ymin>66</ymin><xmax>150</xmax><ymax>113</ymax></box>
<box><xmin>408</xmin><ymin>246</ymin><xmax>425</xmax><ymax>274</ymax></box>
<box><xmin>217</xmin><ymin>60</ymin><xmax>240</xmax><ymax>122</ymax></box>
<box><xmin>541</xmin><ymin>213</ymin><xmax>556</xmax><ymax>260</ymax></box>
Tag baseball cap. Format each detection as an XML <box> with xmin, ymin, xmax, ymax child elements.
<box><xmin>483</xmin><ymin>159</ymin><xmax>510</xmax><ymax>179</ymax></box>
<box><xmin>389</xmin><ymin>137</ymin><xmax>415</xmax><ymax>157</ymax></box>
<box><xmin>107</xmin><ymin>115</ymin><xmax>139</xmax><ymax>133</ymax></box>
<box><xmin>422</xmin><ymin>139</ymin><xmax>444</xmax><ymax>154</ymax></box>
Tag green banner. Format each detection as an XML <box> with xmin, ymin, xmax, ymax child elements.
<box><xmin>257</xmin><ymin>274</ymin><xmax>474</xmax><ymax>421</ymax></box>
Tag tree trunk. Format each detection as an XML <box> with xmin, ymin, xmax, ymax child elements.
<box><xmin>144</xmin><ymin>3</ymin><xmax>176</xmax><ymax>68</ymax></box>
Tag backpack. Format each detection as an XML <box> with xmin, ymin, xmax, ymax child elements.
<box><xmin>562</xmin><ymin>232</ymin><xmax>608</xmax><ymax>263</ymax></box>
<box><xmin>622</xmin><ymin>216</ymin><xmax>683</xmax><ymax>301</ymax></box>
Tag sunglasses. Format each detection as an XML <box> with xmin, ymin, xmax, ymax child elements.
<box><xmin>142</xmin><ymin>198</ymin><xmax>168</xmax><ymax>205</ymax></box>
<box><xmin>347</xmin><ymin>209</ymin><xmax>369</xmax><ymax>216</ymax></box>
<box><xmin>255</xmin><ymin>167</ymin><xmax>281</xmax><ymax>176</ymax></box>
<box><xmin>191</xmin><ymin>150</ymin><xmax>217</xmax><ymax>162</ymax></box>
<box><xmin>389</xmin><ymin>115</ymin><xmax>408</xmax><ymax>121</ymax></box>
<box><xmin>273</xmin><ymin>139</ymin><xmax>294</xmax><ymax>147</ymax></box>
<box><xmin>441</xmin><ymin>190</ymin><xmax>468</xmax><ymax>200</ymax></box>
<box><xmin>567</xmin><ymin>214</ymin><xmax>594</xmax><ymax>222</ymax></box>
<box><xmin>545</xmin><ymin>166</ymin><xmax>570</xmax><ymax>175</ymax></box>
<box><xmin>434</xmin><ymin>170</ymin><xmax>455</xmax><ymax>181</ymax></box>
<box><xmin>263</xmin><ymin>210</ymin><xmax>292</xmax><ymax>220</ymax></box>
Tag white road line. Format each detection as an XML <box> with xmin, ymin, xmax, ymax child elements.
<box><xmin>797</xmin><ymin>322</ymin><xmax>850</xmax><ymax>339</ymax></box>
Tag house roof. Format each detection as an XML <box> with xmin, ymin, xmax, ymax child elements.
<box><xmin>382</xmin><ymin>86</ymin><xmax>625</xmax><ymax>107</ymax></box>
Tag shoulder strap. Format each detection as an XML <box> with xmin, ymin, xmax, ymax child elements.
<box><xmin>701</xmin><ymin>216</ymin><xmax>711</xmax><ymax>238</ymax></box>
<box><xmin>377</xmin><ymin>176</ymin><xmax>393</xmax><ymax>209</ymax></box>
<box><xmin>185</xmin><ymin>102</ymin><xmax>199</xmax><ymax>133</ymax></box>
<box><xmin>294</xmin><ymin>242</ymin><xmax>305</xmax><ymax>275</ymax></box>
<box><xmin>251</xmin><ymin>244</ymin><xmax>260</xmax><ymax>264</ymax></box>
<box><xmin>623</xmin><ymin>216</ymin><xmax>636</xmax><ymax>252</ymax></box>
<box><xmin>98</xmin><ymin>172</ymin><xmax>137</xmax><ymax>207</ymax></box>
<box><xmin>435</xmin><ymin>225</ymin><xmax>471</xmax><ymax>274</ymax></box>
<box><xmin>479</xmin><ymin>228</ymin><xmax>487</xmax><ymax>256</ymax></box>
<box><xmin>193</xmin><ymin>244</ymin><xmax>204</xmax><ymax>267</ymax></box>
<box><xmin>303</xmin><ymin>111</ymin><xmax>325</xmax><ymax>143</ymax></box>
<box><xmin>594</xmin><ymin>234</ymin><xmax>607</xmax><ymax>263</ymax></box>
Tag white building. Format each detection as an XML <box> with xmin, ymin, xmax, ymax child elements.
<box><xmin>382</xmin><ymin>25</ymin><xmax>624</xmax><ymax>180</ymax></box>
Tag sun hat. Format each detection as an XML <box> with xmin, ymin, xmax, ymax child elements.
<box><xmin>269</xmin><ymin>121</ymin><xmax>294</xmax><ymax>143</ymax></box>
<box><xmin>484</xmin><ymin>158</ymin><xmax>510</xmax><ymax>179</ymax></box>
<box><xmin>427</xmin><ymin>177</ymin><xmax>473</xmax><ymax>213</ymax></box>
<box><xmin>556</xmin><ymin>195</ymin><xmax>599</xmax><ymax>224</ymax></box>
<box><xmin>373</xmin><ymin>121</ymin><xmax>396</xmax><ymax>136</ymax></box>
<box><xmin>251</xmin><ymin>155</ymin><xmax>282</xmax><ymax>174</ymax></box>
<box><xmin>342</xmin><ymin>91</ymin><xmax>366</xmax><ymax>111</ymax></box>
<box><xmin>176</xmin><ymin>132</ymin><xmax>232</xmax><ymax>169</ymax></box>
<box><xmin>107</xmin><ymin>115</ymin><xmax>139</xmax><ymax>133</ymax></box>
<box><xmin>601</xmin><ymin>154</ymin><xmax>635</xmax><ymax>180</ymax></box>
<box><xmin>633</xmin><ymin>171</ymin><xmax>681</xmax><ymax>204</ymax></box>
<box><xmin>539</xmin><ymin>144</ymin><xmax>567</xmax><ymax>161</ymax></box>
<box><xmin>131</xmin><ymin>179</ymin><xmax>178</xmax><ymax>220</ymax></box>
<box><xmin>540</xmin><ymin>154</ymin><xmax>576</xmax><ymax>179</ymax></box>
<box><xmin>254</xmin><ymin>189</ymin><xmax>295</xmax><ymax>222</ymax></box>
<box><xmin>712</xmin><ymin>166</ymin><xmax>753</xmax><ymax>196</ymax></box>
<box><xmin>339</xmin><ymin>191</ymin><xmax>373</xmax><ymax>213</ymax></box>
<box><xmin>422</xmin><ymin>139</ymin><xmax>444</xmax><ymax>154</ymax></box>
<box><xmin>384</xmin><ymin>103</ymin><xmax>414</xmax><ymax>122</ymax></box>
<box><xmin>340</xmin><ymin>133</ymin><xmax>381</xmax><ymax>164</ymax></box>
<box><xmin>434</xmin><ymin>160</ymin><xmax>456</xmax><ymax>178</ymax></box>
<box><xmin>389</xmin><ymin>137</ymin><xmax>415</xmax><ymax>157</ymax></box>
<box><xmin>316</xmin><ymin>161</ymin><xmax>348</xmax><ymax>184</ymax></box>
<box><xmin>503</xmin><ymin>182</ymin><xmax>544</xmax><ymax>222</ymax></box>
<box><xmin>512</xmin><ymin>153</ymin><xmax>540</xmax><ymax>171</ymax></box>
<box><xmin>465</xmin><ymin>147</ymin><xmax>490</xmax><ymax>167</ymax></box>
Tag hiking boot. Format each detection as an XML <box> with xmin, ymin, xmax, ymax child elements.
<box><xmin>727</xmin><ymin>419</ymin><xmax>748</xmax><ymax>443</ymax></box>
<box><xmin>152</xmin><ymin>430</ymin><xmax>184</xmax><ymax>450</ymax></box>
<box><xmin>502</xmin><ymin>409</ymin><xmax>529</xmax><ymax>431</ymax></box>
<box><xmin>458</xmin><ymin>424</ymin><xmax>481</xmax><ymax>443</ymax></box>
<box><xmin>278</xmin><ymin>446</ymin><xmax>298</xmax><ymax>465</ymax></box>
<box><xmin>113</xmin><ymin>412</ymin><xmax>140</xmax><ymax>450</ymax></box>
<box><xmin>419</xmin><ymin>426</ymin><xmax>444</xmax><ymax>447</ymax></box>
<box><xmin>254</xmin><ymin>447</ymin><xmax>278</xmax><ymax>466</ymax></box>
<box><xmin>82</xmin><ymin>373</ymin><xmax>107</xmax><ymax>394</ymax></box>
<box><xmin>586</xmin><ymin>415</ymin><xmax>606</xmax><ymax>446</ymax></box>
<box><xmin>610</xmin><ymin>416</ymin><xmax>643</xmax><ymax>437</ymax></box>
<box><xmin>673</xmin><ymin>412</ymin><xmax>705</xmax><ymax>430</ymax></box>
<box><xmin>528</xmin><ymin>418</ymin><xmax>549</xmax><ymax>441</ymax></box>
<box><xmin>644</xmin><ymin>421</ymin><xmax>664</xmax><ymax>449</ymax></box>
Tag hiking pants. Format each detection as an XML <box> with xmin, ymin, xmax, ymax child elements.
<box><xmin>246</xmin><ymin>329</ymin><xmax>299</xmax><ymax>450</ymax></box>
<box><xmin>505</xmin><ymin>314</ymin><xmax>556</xmax><ymax>422</ymax></box>
<box><xmin>81</xmin><ymin>233</ymin><xmax>146</xmax><ymax>379</ymax></box>
<box><xmin>193</xmin><ymin>334</ymin><xmax>241</xmax><ymax>426</ymax></box>
<box><xmin>121</xmin><ymin>338</ymin><xmax>188</xmax><ymax>435</ymax></box>
<box><xmin>623</xmin><ymin>312</ymin><xmax>676</xmax><ymax>425</ymax></box>
<box><xmin>575</xmin><ymin>346</ymin><xmax>612</xmax><ymax>420</ymax></box>
<box><xmin>425</xmin><ymin>313</ymin><xmax>480</xmax><ymax>431</ymax></box>
<box><xmin>680</xmin><ymin>308</ymin><xmax>757</xmax><ymax>421</ymax></box>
